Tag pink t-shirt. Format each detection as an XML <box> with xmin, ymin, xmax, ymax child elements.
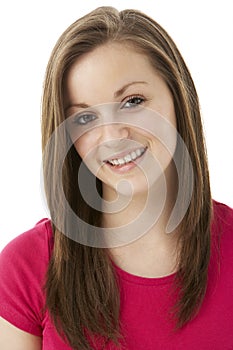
<box><xmin>0</xmin><ymin>201</ymin><xmax>233</xmax><ymax>349</ymax></box>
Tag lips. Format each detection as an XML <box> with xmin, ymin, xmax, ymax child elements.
<box><xmin>104</xmin><ymin>146</ymin><xmax>147</xmax><ymax>166</ymax></box>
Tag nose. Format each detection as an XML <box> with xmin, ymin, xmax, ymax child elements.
<box><xmin>97</xmin><ymin>123</ymin><xmax>130</xmax><ymax>146</ymax></box>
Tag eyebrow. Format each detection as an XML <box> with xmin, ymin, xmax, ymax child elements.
<box><xmin>114</xmin><ymin>81</ymin><xmax>148</xmax><ymax>98</ymax></box>
<box><xmin>65</xmin><ymin>81</ymin><xmax>148</xmax><ymax>112</ymax></box>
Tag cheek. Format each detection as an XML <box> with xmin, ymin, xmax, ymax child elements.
<box><xmin>135</xmin><ymin>110</ymin><xmax>177</xmax><ymax>171</ymax></box>
<box><xmin>73</xmin><ymin>136</ymin><xmax>104</xmax><ymax>180</ymax></box>
<box><xmin>67</xmin><ymin>120</ymin><xmax>100</xmax><ymax>159</ymax></box>
<box><xmin>73</xmin><ymin>133</ymin><xmax>101</xmax><ymax>178</ymax></box>
<box><xmin>73</xmin><ymin>132</ymin><xmax>96</xmax><ymax>160</ymax></box>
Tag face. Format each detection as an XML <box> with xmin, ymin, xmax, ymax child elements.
<box><xmin>64</xmin><ymin>43</ymin><xmax>177</xmax><ymax>200</ymax></box>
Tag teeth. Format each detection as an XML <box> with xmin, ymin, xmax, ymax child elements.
<box><xmin>136</xmin><ymin>149</ymin><xmax>141</xmax><ymax>157</ymax></box>
<box><xmin>107</xmin><ymin>147</ymin><xmax>146</xmax><ymax>166</ymax></box>
<box><xmin>131</xmin><ymin>151</ymin><xmax>137</xmax><ymax>160</ymax></box>
<box><xmin>124</xmin><ymin>154</ymin><xmax>132</xmax><ymax>162</ymax></box>
<box><xmin>112</xmin><ymin>159</ymin><xmax>119</xmax><ymax>165</ymax></box>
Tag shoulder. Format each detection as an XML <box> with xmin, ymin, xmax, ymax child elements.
<box><xmin>0</xmin><ymin>219</ymin><xmax>54</xmax><ymax>336</ymax></box>
<box><xmin>212</xmin><ymin>200</ymin><xmax>233</xmax><ymax>235</ymax></box>
<box><xmin>0</xmin><ymin>218</ymin><xmax>54</xmax><ymax>282</ymax></box>
<box><xmin>0</xmin><ymin>218</ymin><xmax>54</xmax><ymax>289</ymax></box>
<box><xmin>213</xmin><ymin>199</ymin><xmax>233</xmax><ymax>220</ymax></box>
<box><xmin>211</xmin><ymin>200</ymin><xmax>233</xmax><ymax>267</ymax></box>
<box><xmin>1</xmin><ymin>218</ymin><xmax>53</xmax><ymax>259</ymax></box>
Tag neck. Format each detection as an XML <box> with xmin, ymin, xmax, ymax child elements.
<box><xmin>102</xmin><ymin>161</ymin><xmax>177</xmax><ymax>232</ymax></box>
<box><xmin>101</xmin><ymin>162</ymin><xmax>180</xmax><ymax>277</ymax></box>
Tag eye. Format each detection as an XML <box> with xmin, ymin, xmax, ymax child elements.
<box><xmin>73</xmin><ymin>113</ymin><xmax>97</xmax><ymax>125</ymax></box>
<box><xmin>121</xmin><ymin>95</ymin><xmax>145</xmax><ymax>109</ymax></box>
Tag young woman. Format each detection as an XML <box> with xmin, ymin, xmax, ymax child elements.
<box><xmin>0</xmin><ymin>6</ymin><xmax>233</xmax><ymax>350</ymax></box>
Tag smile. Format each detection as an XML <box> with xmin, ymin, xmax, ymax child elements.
<box><xmin>106</xmin><ymin>147</ymin><xmax>147</xmax><ymax>166</ymax></box>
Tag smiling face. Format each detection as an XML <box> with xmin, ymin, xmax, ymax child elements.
<box><xmin>64</xmin><ymin>43</ymin><xmax>177</xmax><ymax>200</ymax></box>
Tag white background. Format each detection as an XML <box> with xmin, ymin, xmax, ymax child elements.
<box><xmin>0</xmin><ymin>0</ymin><xmax>232</xmax><ymax>250</ymax></box>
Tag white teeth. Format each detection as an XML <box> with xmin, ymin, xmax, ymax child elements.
<box><xmin>136</xmin><ymin>149</ymin><xmax>141</xmax><ymax>157</ymax></box>
<box><xmin>131</xmin><ymin>151</ymin><xmax>137</xmax><ymax>160</ymax></box>
<box><xmin>124</xmin><ymin>154</ymin><xmax>132</xmax><ymax>163</ymax></box>
<box><xmin>107</xmin><ymin>147</ymin><xmax>146</xmax><ymax>166</ymax></box>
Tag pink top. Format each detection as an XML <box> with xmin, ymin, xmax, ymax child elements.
<box><xmin>0</xmin><ymin>201</ymin><xmax>233</xmax><ymax>349</ymax></box>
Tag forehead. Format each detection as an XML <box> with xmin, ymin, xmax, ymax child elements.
<box><xmin>67</xmin><ymin>42</ymin><xmax>150</xmax><ymax>75</ymax></box>
<box><xmin>63</xmin><ymin>43</ymin><xmax>158</xmax><ymax>105</ymax></box>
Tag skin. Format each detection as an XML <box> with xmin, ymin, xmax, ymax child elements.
<box><xmin>65</xmin><ymin>43</ymin><xmax>180</xmax><ymax>277</ymax></box>
<box><xmin>0</xmin><ymin>317</ymin><xmax>41</xmax><ymax>349</ymax></box>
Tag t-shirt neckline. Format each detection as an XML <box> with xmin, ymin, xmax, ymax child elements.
<box><xmin>111</xmin><ymin>260</ymin><xmax>177</xmax><ymax>286</ymax></box>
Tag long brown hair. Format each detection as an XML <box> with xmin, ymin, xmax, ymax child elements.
<box><xmin>42</xmin><ymin>6</ymin><xmax>212</xmax><ymax>349</ymax></box>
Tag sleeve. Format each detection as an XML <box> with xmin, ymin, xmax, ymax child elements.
<box><xmin>0</xmin><ymin>219</ymin><xmax>52</xmax><ymax>336</ymax></box>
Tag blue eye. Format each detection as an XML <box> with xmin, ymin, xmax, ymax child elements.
<box><xmin>121</xmin><ymin>96</ymin><xmax>145</xmax><ymax>109</ymax></box>
<box><xmin>74</xmin><ymin>113</ymin><xmax>97</xmax><ymax>125</ymax></box>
